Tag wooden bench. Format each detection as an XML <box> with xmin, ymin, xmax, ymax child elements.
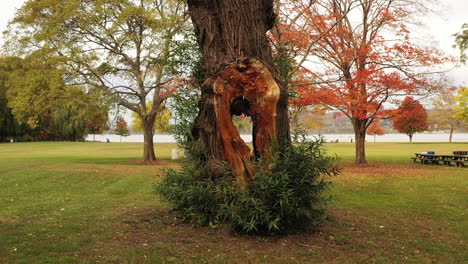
<box><xmin>411</xmin><ymin>153</ymin><xmax>467</xmax><ymax>167</ymax></box>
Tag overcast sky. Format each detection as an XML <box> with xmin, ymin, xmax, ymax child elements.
<box><xmin>1</xmin><ymin>0</ymin><xmax>467</xmax><ymax>86</ymax></box>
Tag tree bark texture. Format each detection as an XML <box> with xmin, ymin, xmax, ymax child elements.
<box><xmin>187</xmin><ymin>0</ymin><xmax>290</xmax><ymax>186</ymax></box>
<box><xmin>143</xmin><ymin>116</ymin><xmax>156</xmax><ymax>161</ymax></box>
<box><xmin>352</xmin><ymin>118</ymin><xmax>367</xmax><ymax>165</ymax></box>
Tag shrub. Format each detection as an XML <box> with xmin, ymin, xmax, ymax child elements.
<box><xmin>155</xmin><ymin>139</ymin><xmax>340</xmax><ymax>235</ymax></box>
<box><xmin>155</xmin><ymin>148</ymin><xmax>225</xmax><ymax>225</ymax></box>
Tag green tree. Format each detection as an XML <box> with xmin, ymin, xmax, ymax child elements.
<box><xmin>5</xmin><ymin>55</ymin><xmax>66</xmax><ymax>129</ymax></box>
<box><xmin>169</xmin><ymin>84</ymin><xmax>200</xmax><ymax>147</ymax></box>
<box><xmin>428</xmin><ymin>89</ymin><xmax>466</xmax><ymax>142</ymax></box>
<box><xmin>0</xmin><ymin>57</ymin><xmax>29</xmax><ymax>142</ymax></box>
<box><xmin>114</xmin><ymin>116</ymin><xmax>130</xmax><ymax>142</ymax></box>
<box><xmin>7</xmin><ymin>0</ymin><xmax>188</xmax><ymax>160</ymax></box>
<box><xmin>85</xmin><ymin>105</ymin><xmax>110</xmax><ymax>141</ymax></box>
<box><xmin>454</xmin><ymin>24</ymin><xmax>468</xmax><ymax>63</ymax></box>
<box><xmin>49</xmin><ymin>107</ymin><xmax>87</xmax><ymax>141</ymax></box>
<box><xmin>4</xmin><ymin>55</ymin><xmax>110</xmax><ymax>141</ymax></box>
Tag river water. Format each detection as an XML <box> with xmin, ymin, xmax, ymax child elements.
<box><xmin>87</xmin><ymin>133</ymin><xmax>468</xmax><ymax>143</ymax></box>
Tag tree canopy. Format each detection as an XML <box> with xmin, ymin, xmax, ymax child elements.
<box><xmin>114</xmin><ymin>116</ymin><xmax>130</xmax><ymax>138</ymax></box>
<box><xmin>0</xmin><ymin>55</ymin><xmax>109</xmax><ymax>141</ymax></box>
<box><xmin>0</xmin><ymin>57</ymin><xmax>29</xmax><ymax>142</ymax></box>
<box><xmin>453</xmin><ymin>87</ymin><xmax>468</xmax><ymax>125</ymax></box>
<box><xmin>367</xmin><ymin>121</ymin><xmax>385</xmax><ymax>143</ymax></box>
<box><xmin>428</xmin><ymin>88</ymin><xmax>466</xmax><ymax>142</ymax></box>
<box><xmin>273</xmin><ymin>0</ymin><xmax>449</xmax><ymax>164</ymax></box>
<box><xmin>367</xmin><ymin>122</ymin><xmax>385</xmax><ymax>136</ymax></box>
<box><xmin>454</xmin><ymin>23</ymin><xmax>468</xmax><ymax>63</ymax></box>
<box><xmin>131</xmin><ymin>103</ymin><xmax>172</xmax><ymax>133</ymax></box>
<box><xmin>393</xmin><ymin>97</ymin><xmax>428</xmax><ymax>142</ymax></box>
<box><xmin>7</xmin><ymin>0</ymin><xmax>188</xmax><ymax>160</ymax></box>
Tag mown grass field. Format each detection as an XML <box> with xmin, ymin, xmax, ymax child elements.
<box><xmin>0</xmin><ymin>141</ymin><xmax>466</xmax><ymax>263</ymax></box>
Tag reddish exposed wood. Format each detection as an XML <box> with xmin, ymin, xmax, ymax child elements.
<box><xmin>204</xmin><ymin>59</ymin><xmax>280</xmax><ymax>185</ymax></box>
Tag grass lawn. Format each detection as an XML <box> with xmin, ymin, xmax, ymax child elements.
<box><xmin>0</xmin><ymin>141</ymin><xmax>466</xmax><ymax>263</ymax></box>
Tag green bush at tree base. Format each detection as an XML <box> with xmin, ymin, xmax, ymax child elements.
<box><xmin>155</xmin><ymin>139</ymin><xmax>340</xmax><ymax>235</ymax></box>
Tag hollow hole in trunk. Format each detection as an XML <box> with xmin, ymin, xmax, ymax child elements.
<box><xmin>230</xmin><ymin>96</ymin><xmax>252</xmax><ymax>135</ymax></box>
<box><xmin>230</xmin><ymin>96</ymin><xmax>251</xmax><ymax>117</ymax></box>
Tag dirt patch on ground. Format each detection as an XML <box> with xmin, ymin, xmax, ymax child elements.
<box><xmin>0</xmin><ymin>217</ymin><xmax>21</xmax><ymax>225</ymax></box>
<box><xmin>95</xmin><ymin>205</ymin><xmax>463</xmax><ymax>263</ymax></box>
<box><xmin>109</xmin><ymin>207</ymin><xmax>340</xmax><ymax>263</ymax></box>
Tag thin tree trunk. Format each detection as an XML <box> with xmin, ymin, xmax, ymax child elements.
<box><xmin>449</xmin><ymin>128</ymin><xmax>453</xmax><ymax>143</ymax></box>
<box><xmin>187</xmin><ymin>0</ymin><xmax>289</xmax><ymax>186</ymax></box>
<box><xmin>142</xmin><ymin>117</ymin><xmax>156</xmax><ymax>161</ymax></box>
<box><xmin>409</xmin><ymin>134</ymin><xmax>413</xmax><ymax>143</ymax></box>
<box><xmin>352</xmin><ymin>118</ymin><xmax>367</xmax><ymax>165</ymax></box>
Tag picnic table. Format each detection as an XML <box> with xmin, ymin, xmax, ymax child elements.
<box><xmin>411</xmin><ymin>152</ymin><xmax>468</xmax><ymax>167</ymax></box>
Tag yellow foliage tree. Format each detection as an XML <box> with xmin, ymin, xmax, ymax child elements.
<box><xmin>429</xmin><ymin>88</ymin><xmax>466</xmax><ymax>142</ymax></box>
<box><xmin>453</xmin><ymin>87</ymin><xmax>468</xmax><ymax>125</ymax></box>
<box><xmin>132</xmin><ymin>102</ymin><xmax>172</xmax><ymax>133</ymax></box>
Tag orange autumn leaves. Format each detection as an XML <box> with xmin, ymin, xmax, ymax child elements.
<box><xmin>392</xmin><ymin>96</ymin><xmax>428</xmax><ymax>142</ymax></box>
<box><xmin>271</xmin><ymin>0</ymin><xmax>449</xmax><ymax>121</ymax></box>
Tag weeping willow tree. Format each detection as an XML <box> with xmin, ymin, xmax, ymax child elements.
<box><xmin>49</xmin><ymin>108</ymin><xmax>86</xmax><ymax>141</ymax></box>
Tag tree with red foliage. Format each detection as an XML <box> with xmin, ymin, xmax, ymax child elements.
<box><xmin>367</xmin><ymin>122</ymin><xmax>385</xmax><ymax>143</ymax></box>
<box><xmin>392</xmin><ymin>97</ymin><xmax>428</xmax><ymax>143</ymax></box>
<box><xmin>274</xmin><ymin>0</ymin><xmax>449</xmax><ymax>165</ymax></box>
<box><xmin>114</xmin><ymin>116</ymin><xmax>130</xmax><ymax>143</ymax></box>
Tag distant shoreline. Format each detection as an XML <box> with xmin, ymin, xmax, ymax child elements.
<box><xmin>87</xmin><ymin>133</ymin><xmax>468</xmax><ymax>143</ymax></box>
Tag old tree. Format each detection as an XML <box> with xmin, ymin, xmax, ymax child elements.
<box><xmin>8</xmin><ymin>0</ymin><xmax>186</xmax><ymax>160</ymax></box>
<box><xmin>186</xmin><ymin>0</ymin><xmax>290</xmax><ymax>185</ymax></box>
<box><xmin>156</xmin><ymin>1</ymin><xmax>339</xmax><ymax>234</ymax></box>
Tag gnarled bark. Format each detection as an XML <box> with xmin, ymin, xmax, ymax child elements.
<box><xmin>187</xmin><ymin>0</ymin><xmax>290</xmax><ymax>185</ymax></box>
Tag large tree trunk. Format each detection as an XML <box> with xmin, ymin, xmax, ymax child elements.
<box><xmin>187</xmin><ymin>0</ymin><xmax>289</xmax><ymax>186</ymax></box>
<box><xmin>142</xmin><ymin>117</ymin><xmax>156</xmax><ymax>161</ymax></box>
<box><xmin>409</xmin><ymin>134</ymin><xmax>413</xmax><ymax>143</ymax></box>
<box><xmin>352</xmin><ymin>118</ymin><xmax>367</xmax><ymax>165</ymax></box>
